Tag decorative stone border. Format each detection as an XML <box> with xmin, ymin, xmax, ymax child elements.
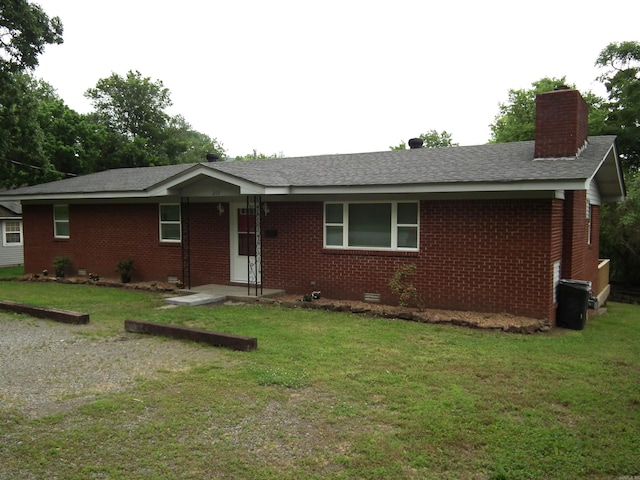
<box><xmin>262</xmin><ymin>298</ymin><xmax>550</xmax><ymax>334</ymax></box>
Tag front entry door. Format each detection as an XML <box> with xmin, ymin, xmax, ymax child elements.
<box><xmin>230</xmin><ymin>203</ymin><xmax>260</xmax><ymax>284</ymax></box>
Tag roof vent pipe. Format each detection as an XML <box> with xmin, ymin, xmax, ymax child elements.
<box><xmin>408</xmin><ymin>138</ymin><xmax>423</xmax><ymax>149</ymax></box>
<box><xmin>205</xmin><ymin>152</ymin><xmax>220</xmax><ymax>162</ymax></box>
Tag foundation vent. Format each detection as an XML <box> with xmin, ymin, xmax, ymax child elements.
<box><xmin>364</xmin><ymin>292</ymin><xmax>381</xmax><ymax>303</ymax></box>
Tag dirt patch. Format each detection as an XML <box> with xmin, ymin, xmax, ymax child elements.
<box><xmin>271</xmin><ymin>294</ymin><xmax>549</xmax><ymax>334</ymax></box>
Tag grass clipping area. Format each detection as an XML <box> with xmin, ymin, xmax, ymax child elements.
<box><xmin>0</xmin><ymin>281</ymin><xmax>638</xmax><ymax>480</ymax></box>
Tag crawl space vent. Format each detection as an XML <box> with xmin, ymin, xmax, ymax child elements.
<box><xmin>364</xmin><ymin>292</ymin><xmax>381</xmax><ymax>303</ymax></box>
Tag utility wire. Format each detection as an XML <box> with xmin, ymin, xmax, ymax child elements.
<box><xmin>9</xmin><ymin>159</ymin><xmax>77</xmax><ymax>177</ymax></box>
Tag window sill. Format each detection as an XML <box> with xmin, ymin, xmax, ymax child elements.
<box><xmin>323</xmin><ymin>248</ymin><xmax>419</xmax><ymax>257</ymax></box>
<box><xmin>159</xmin><ymin>241</ymin><xmax>181</xmax><ymax>247</ymax></box>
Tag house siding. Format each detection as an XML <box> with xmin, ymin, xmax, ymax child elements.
<box><xmin>0</xmin><ymin>220</ymin><xmax>24</xmax><ymax>266</ymax></box>
<box><xmin>261</xmin><ymin>198</ymin><xmax>559</xmax><ymax>321</ymax></box>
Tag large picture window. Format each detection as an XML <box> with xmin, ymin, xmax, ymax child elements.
<box><xmin>3</xmin><ymin>220</ymin><xmax>22</xmax><ymax>246</ymax></box>
<box><xmin>159</xmin><ymin>204</ymin><xmax>181</xmax><ymax>242</ymax></box>
<box><xmin>324</xmin><ymin>202</ymin><xmax>419</xmax><ymax>250</ymax></box>
<box><xmin>53</xmin><ymin>205</ymin><xmax>69</xmax><ymax>238</ymax></box>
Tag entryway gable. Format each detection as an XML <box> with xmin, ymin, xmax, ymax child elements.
<box><xmin>145</xmin><ymin>164</ymin><xmax>269</xmax><ymax>197</ymax></box>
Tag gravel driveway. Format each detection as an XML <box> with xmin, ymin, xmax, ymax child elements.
<box><xmin>0</xmin><ymin>313</ymin><xmax>222</xmax><ymax>418</ymax></box>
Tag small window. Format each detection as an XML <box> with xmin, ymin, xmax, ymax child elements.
<box><xmin>3</xmin><ymin>220</ymin><xmax>22</xmax><ymax>246</ymax></box>
<box><xmin>324</xmin><ymin>202</ymin><xmax>419</xmax><ymax>251</ymax></box>
<box><xmin>54</xmin><ymin>205</ymin><xmax>69</xmax><ymax>238</ymax></box>
<box><xmin>160</xmin><ymin>204</ymin><xmax>181</xmax><ymax>242</ymax></box>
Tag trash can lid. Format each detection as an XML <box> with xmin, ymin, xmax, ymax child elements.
<box><xmin>559</xmin><ymin>279</ymin><xmax>592</xmax><ymax>290</ymax></box>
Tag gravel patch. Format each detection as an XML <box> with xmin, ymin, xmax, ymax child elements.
<box><xmin>0</xmin><ymin>313</ymin><xmax>222</xmax><ymax>418</ymax></box>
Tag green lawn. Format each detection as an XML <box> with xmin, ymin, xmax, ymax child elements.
<box><xmin>0</xmin><ymin>280</ymin><xmax>638</xmax><ymax>479</ymax></box>
<box><xmin>0</xmin><ymin>264</ymin><xmax>23</xmax><ymax>278</ymax></box>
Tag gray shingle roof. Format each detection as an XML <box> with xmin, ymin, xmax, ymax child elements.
<box><xmin>0</xmin><ymin>135</ymin><xmax>618</xmax><ymax>197</ymax></box>
<box><xmin>209</xmin><ymin>136</ymin><xmax>616</xmax><ymax>187</ymax></box>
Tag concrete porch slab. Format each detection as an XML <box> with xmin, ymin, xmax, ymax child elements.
<box><xmin>164</xmin><ymin>284</ymin><xmax>285</xmax><ymax>306</ymax></box>
<box><xmin>165</xmin><ymin>292</ymin><xmax>227</xmax><ymax>306</ymax></box>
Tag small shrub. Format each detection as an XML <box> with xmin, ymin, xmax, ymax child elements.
<box><xmin>389</xmin><ymin>263</ymin><xmax>423</xmax><ymax>308</ymax></box>
<box><xmin>52</xmin><ymin>256</ymin><xmax>70</xmax><ymax>277</ymax></box>
<box><xmin>115</xmin><ymin>259</ymin><xmax>135</xmax><ymax>283</ymax></box>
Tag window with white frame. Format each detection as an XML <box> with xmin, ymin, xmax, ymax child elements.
<box><xmin>53</xmin><ymin>205</ymin><xmax>69</xmax><ymax>238</ymax></box>
<box><xmin>159</xmin><ymin>204</ymin><xmax>181</xmax><ymax>242</ymax></box>
<box><xmin>324</xmin><ymin>202</ymin><xmax>419</xmax><ymax>250</ymax></box>
<box><xmin>3</xmin><ymin>220</ymin><xmax>22</xmax><ymax>246</ymax></box>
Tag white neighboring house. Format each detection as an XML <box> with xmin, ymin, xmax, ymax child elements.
<box><xmin>0</xmin><ymin>200</ymin><xmax>23</xmax><ymax>267</ymax></box>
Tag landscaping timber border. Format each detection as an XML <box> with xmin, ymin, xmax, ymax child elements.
<box><xmin>124</xmin><ymin>319</ymin><xmax>257</xmax><ymax>351</ymax></box>
<box><xmin>0</xmin><ymin>300</ymin><xmax>89</xmax><ymax>324</ymax></box>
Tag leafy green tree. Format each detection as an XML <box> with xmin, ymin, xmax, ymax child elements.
<box><xmin>390</xmin><ymin>130</ymin><xmax>458</xmax><ymax>150</ymax></box>
<box><xmin>234</xmin><ymin>150</ymin><xmax>284</xmax><ymax>161</ymax></box>
<box><xmin>596</xmin><ymin>41</ymin><xmax>640</xmax><ymax>172</ymax></box>
<box><xmin>85</xmin><ymin>70</ymin><xmax>171</xmax><ymax>141</ymax></box>
<box><xmin>0</xmin><ymin>0</ymin><xmax>63</xmax><ymax>78</ymax></box>
<box><xmin>165</xmin><ymin>115</ymin><xmax>225</xmax><ymax>164</ymax></box>
<box><xmin>595</xmin><ymin>41</ymin><xmax>640</xmax><ymax>284</ymax></box>
<box><xmin>85</xmin><ymin>71</ymin><xmax>225</xmax><ymax>168</ymax></box>
<box><xmin>0</xmin><ymin>73</ymin><xmax>60</xmax><ymax>187</ymax></box>
<box><xmin>489</xmin><ymin>77</ymin><xmax>608</xmax><ymax>143</ymax></box>
<box><xmin>33</xmin><ymin>78</ymin><xmax>109</xmax><ymax>176</ymax></box>
<box><xmin>0</xmin><ymin>1</ymin><xmax>63</xmax><ymax>187</ymax></box>
<box><xmin>601</xmin><ymin>171</ymin><xmax>640</xmax><ymax>284</ymax></box>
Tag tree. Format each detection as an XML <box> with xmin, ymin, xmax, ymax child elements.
<box><xmin>595</xmin><ymin>41</ymin><xmax>640</xmax><ymax>172</ymax></box>
<box><xmin>0</xmin><ymin>73</ymin><xmax>60</xmax><ymax>187</ymax></box>
<box><xmin>234</xmin><ymin>150</ymin><xmax>284</xmax><ymax>161</ymax></box>
<box><xmin>31</xmin><ymin>77</ymin><xmax>111</xmax><ymax>176</ymax></box>
<box><xmin>600</xmin><ymin>171</ymin><xmax>640</xmax><ymax>284</ymax></box>
<box><xmin>595</xmin><ymin>42</ymin><xmax>640</xmax><ymax>284</ymax></box>
<box><xmin>85</xmin><ymin>70</ymin><xmax>171</xmax><ymax>140</ymax></box>
<box><xmin>390</xmin><ymin>130</ymin><xmax>458</xmax><ymax>150</ymax></box>
<box><xmin>164</xmin><ymin>115</ymin><xmax>225</xmax><ymax>164</ymax></box>
<box><xmin>84</xmin><ymin>71</ymin><xmax>225</xmax><ymax>168</ymax></box>
<box><xmin>489</xmin><ymin>77</ymin><xmax>609</xmax><ymax>143</ymax></box>
<box><xmin>0</xmin><ymin>1</ymin><xmax>63</xmax><ymax>187</ymax></box>
<box><xmin>0</xmin><ymin>0</ymin><xmax>63</xmax><ymax>78</ymax></box>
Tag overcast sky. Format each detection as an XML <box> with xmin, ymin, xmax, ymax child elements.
<box><xmin>32</xmin><ymin>0</ymin><xmax>639</xmax><ymax>159</ymax></box>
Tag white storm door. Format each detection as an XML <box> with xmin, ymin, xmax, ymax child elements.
<box><xmin>230</xmin><ymin>203</ymin><xmax>260</xmax><ymax>284</ymax></box>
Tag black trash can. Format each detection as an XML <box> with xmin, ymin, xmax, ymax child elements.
<box><xmin>556</xmin><ymin>279</ymin><xmax>591</xmax><ymax>330</ymax></box>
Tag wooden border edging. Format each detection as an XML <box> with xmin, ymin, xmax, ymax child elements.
<box><xmin>124</xmin><ymin>319</ymin><xmax>257</xmax><ymax>351</ymax></box>
<box><xmin>0</xmin><ymin>300</ymin><xmax>89</xmax><ymax>324</ymax></box>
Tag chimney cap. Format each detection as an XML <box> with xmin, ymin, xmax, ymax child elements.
<box><xmin>553</xmin><ymin>85</ymin><xmax>571</xmax><ymax>91</ymax></box>
<box><xmin>205</xmin><ymin>152</ymin><xmax>220</xmax><ymax>162</ymax></box>
<box><xmin>408</xmin><ymin>138</ymin><xmax>423</xmax><ymax>149</ymax></box>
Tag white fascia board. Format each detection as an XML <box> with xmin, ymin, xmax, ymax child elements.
<box><xmin>145</xmin><ymin>165</ymin><xmax>281</xmax><ymax>197</ymax></box>
<box><xmin>288</xmin><ymin>180</ymin><xmax>588</xmax><ymax>195</ymax></box>
<box><xmin>0</xmin><ymin>191</ymin><xmax>151</xmax><ymax>202</ymax></box>
<box><xmin>591</xmin><ymin>143</ymin><xmax>626</xmax><ymax>200</ymax></box>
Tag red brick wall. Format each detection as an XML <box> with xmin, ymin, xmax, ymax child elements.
<box><xmin>187</xmin><ymin>202</ymin><xmax>230</xmax><ymax>286</ymax></box>
<box><xmin>261</xmin><ymin>199</ymin><xmax>560</xmax><ymax>320</ymax></box>
<box><xmin>23</xmin><ymin>196</ymin><xmax>598</xmax><ymax>322</ymax></box>
<box><xmin>22</xmin><ymin>202</ymin><xmax>231</xmax><ymax>285</ymax></box>
<box><xmin>560</xmin><ymin>191</ymin><xmax>599</xmax><ymax>289</ymax></box>
<box><xmin>535</xmin><ymin>89</ymin><xmax>589</xmax><ymax>158</ymax></box>
<box><xmin>24</xmin><ymin>203</ymin><xmax>181</xmax><ymax>281</ymax></box>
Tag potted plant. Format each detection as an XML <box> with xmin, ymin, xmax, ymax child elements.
<box><xmin>52</xmin><ymin>256</ymin><xmax>70</xmax><ymax>278</ymax></box>
<box><xmin>115</xmin><ymin>259</ymin><xmax>135</xmax><ymax>283</ymax></box>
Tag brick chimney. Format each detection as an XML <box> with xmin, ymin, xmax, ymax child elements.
<box><xmin>534</xmin><ymin>87</ymin><xmax>589</xmax><ymax>158</ymax></box>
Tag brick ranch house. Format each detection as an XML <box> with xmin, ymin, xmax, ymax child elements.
<box><xmin>0</xmin><ymin>88</ymin><xmax>625</xmax><ymax>324</ymax></box>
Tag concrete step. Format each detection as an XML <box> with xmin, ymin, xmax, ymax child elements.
<box><xmin>165</xmin><ymin>293</ymin><xmax>226</xmax><ymax>306</ymax></box>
